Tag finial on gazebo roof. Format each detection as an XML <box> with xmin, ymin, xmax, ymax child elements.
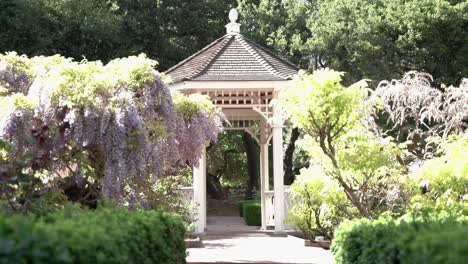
<box><xmin>226</xmin><ymin>8</ymin><xmax>240</xmax><ymax>35</ymax></box>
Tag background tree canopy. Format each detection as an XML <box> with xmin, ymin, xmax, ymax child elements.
<box><xmin>1</xmin><ymin>0</ymin><xmax>466</xmax><ymax>85</ymax></box>
<box><xmin>0</xmin><ymin>0</ymin><xmax>236</xmax><ymax>71</ymax></box>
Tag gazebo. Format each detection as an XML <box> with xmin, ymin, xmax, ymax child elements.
<box><xmin>165</xmin><ymin>9</ymin><xmax>299</xmax><ymax>234</ymax></box>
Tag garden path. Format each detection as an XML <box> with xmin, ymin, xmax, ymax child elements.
<box><xmin>186</xmin><ymin>216</ymin><xmax>334</xmax><ymax>264</ymax></box>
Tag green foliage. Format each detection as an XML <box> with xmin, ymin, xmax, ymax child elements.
<box><xmin>331</xmin><ymin>211</ymin><xmax>468</xmax><ymax>264</ymax></box>
<box><xmin>0</xmin><ymin>206</ymin><xmax>186</xmax><ymax>264</ymax></box>
<box><xmin>411</xmin><ymin>135</ymin><xmax>468</xmax><ymax>213</ymax></box>
<box><xmin>238</xmin><ymin>200</ymin><xmax>259</xmax><ymax>217</ymax></box>
<box><xmin>208</xmin><ymin>131</ymin><xmax>248</xmax><ymax>189</ymax></box>
<box><xmin>141</xmin><ymin>165</ymin><xmax>197</xmax><ymax>233</ymax></box>
<box><xmin>172</xmin><ymin>91</ymin><xmax>217</xmax><ymax>118</ymax></box>
<box><xmin>288</xmin><ymin>166</ymin><xmax>355</xmax><ymax>240</ymax></box>
<box><xmin>282</xmin><ymin>69</ymin><xmax>370</xmax><ymax>139</ymax></box>
<box><xmin>283</xmin><ymin>69</ymin><xmax>408</xmax><ymax>235</ymax></box>
<box><xmin>237</xmin><ymin>0</ymin><xmax>312</xmax><ymax>67</ymax></box>
<box><xmin>308</xmin><ymin>0</ymin><xmax>468</xmax><ymax>85</ymax></box>
<box><xmin>0</xmin><ymin>0</ymin><xmax>236</xmax><ymax>71</ymax></box>
<box><xmin>243</xmin><ymin>202</ymin><xmax>261</xmax><ymax>226</ymax></box>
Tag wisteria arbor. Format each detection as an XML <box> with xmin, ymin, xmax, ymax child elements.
<box><xmin>0</xmin><ymin>53</ymin><xmax>223</xmax><ymax>209</ymax></box>
<box><xmin>165</xmin><ymin>9</ymin><xmax>299</xmax><ymax>234</ymax></box>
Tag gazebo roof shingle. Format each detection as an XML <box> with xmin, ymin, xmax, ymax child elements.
<box><xmin>165</xmin><ymin>34</ymin><xmax>299</xmax><ymax>83</ymax></box>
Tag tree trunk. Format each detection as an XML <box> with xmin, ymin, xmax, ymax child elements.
<box><xmin>242</xmin><ymin>132</ymin><xmax>259</xmax><ymax>199</ymax></box>
<box><xmin>284</xmin><ymin>127</ymin><xmax>300</xmax><ymax>185</ymax></box>
<box><xmin>206</xmin><ymin>172</ymin><xmax>226</xmax><ymax>199</ymax></box>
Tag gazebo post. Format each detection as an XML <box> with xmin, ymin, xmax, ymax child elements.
<box><xmin>193</xmin><ymin>147</ymin><xmax>207</xmax><ymax>234</ymax></box>
<box><xmin>272</xmin><ymin>102</ymin><xmax>284</xmax><ymax>233</ymax></box>
<box><xmin>259</xmin><ymin>124</ymin><xmax>269</xmax><ymax>230</ymax></box>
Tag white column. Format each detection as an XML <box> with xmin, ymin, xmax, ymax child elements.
<box><xmin>259</xmin><ymin>139</ymin><xmax>269</xmax><ymax>230</ymax></box>
<box><xmin>193</xmin><ymin>148</ymin><xmax>207</xmax><ymax>234</ymax></box>
<box><xmin>272</xmin><ymin>104</ymin><xmax>284</xmax><ymax>233</ymax></box>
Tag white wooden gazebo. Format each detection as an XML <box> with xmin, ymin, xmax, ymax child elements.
<box><xmin>165</xmin><ymin>9</ymin><xmax>298</xmax><ymax>234</ymax></box>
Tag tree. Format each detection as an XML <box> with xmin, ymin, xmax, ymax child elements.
<box><xmin>372</xmin><ymin>71</ymin><xmax>468</xmax><ymax>160</ymax></box>
<box><xmin>237</xmin><ymin>0</ymin><xmax>314</xmax><ymax>68</ymax></box>
<box><xmin>282</xmin><ymin>69</ymin><xmax>408</xmax><ymax>237</ymax></box>
<box><xmin>0</xmin><ymin>0</ymin><xmax>237</xmax><ymax>71</ymax></box>
<box><xmin>307</xmin><ymin>0</ymin><xmax>468</xmax><ymax>85</ymax></box>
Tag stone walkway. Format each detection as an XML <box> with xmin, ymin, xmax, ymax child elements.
<box><xmin>186</xmin><ymin>216</ymin><xmax>334</xmax><ymax>264</ymax></box>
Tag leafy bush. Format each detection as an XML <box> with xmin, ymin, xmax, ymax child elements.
<box><xmin>0</xmin><ymin>206</ymin><xmax>186</xmax><ymax>263</ymax></box>
<box><xmin>287</xmin><ymin>166</ymin><xmax>354</xmax><ymax>240</ymax></box>
<box><xmin>282</xmin><ymin>69</ymin><xmax>409</xmax><ymax>239</ymax></box>
<box><xmin>243</xmin><ymin>202</ymin><xmax>261</xmax><ymax>226</ymax></box>
<box><xmin>410</xmin><ymin>135</ymin><xmax>468</xmax><ymax>213</ymax></box>
<box><xmin>332</xmin><ymin>211</ymin><xmax>468</xmax><ymax>264</ymax></box>
<box><xmin>238</xmin><ymin>200</ymin><xmax>259</xmax><ymax>217</ymax></box>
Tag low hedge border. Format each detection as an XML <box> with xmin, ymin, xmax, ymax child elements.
<box><xmin>331</xmin><ymin>212</ymin><xmax>468</xmax><ymax>264</ymax></box>
<box><xmin>238</xmin><ymin>200</ymin><xmax>259</xmax><ymax>217</ymax></box>
<box><xmin>0</xmin><ymin>206</ymin><xmax>186</xmax><ymax>264</ymax></box>
<box><xmin>243</xmin><ymin>202</ymin><xmax>261</xmax><ymax>226</ymax></box>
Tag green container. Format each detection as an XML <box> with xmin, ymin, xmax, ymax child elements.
<box><xmin>243</xmin><ymin>202</ymin><xmax>261</xmax><ymax>226</ymax></box>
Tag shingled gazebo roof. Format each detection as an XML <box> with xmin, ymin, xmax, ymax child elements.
<box><xmin>165</xmin><ymin>33</ymin><xmax>299</xmax><ymax>83</ymax></box>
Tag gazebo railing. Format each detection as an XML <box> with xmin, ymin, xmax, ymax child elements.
<box><xmin>264</xmin><ymin>186</ymin><xmax>292</xmax><ymax>228</ymax></box>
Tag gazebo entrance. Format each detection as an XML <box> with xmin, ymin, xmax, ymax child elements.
<box><xmin>165</xmin><ymin>9</ymin><xmax>298</xmax><ymax>234</ymax></box>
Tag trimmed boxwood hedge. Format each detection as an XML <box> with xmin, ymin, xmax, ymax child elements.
<box><xmin>238</xmin><ymin>200</ymin><xmax>259</xmax><ymax>217</ymax></box>
<box><xmin>243</xmin><ymin>202</ymin><xmax>261</xmax><ymax>226</ymax></box>
<box><xmin>0</xmin><ymin>206</ymin><xmax>186</xmax><ymax>264</ymax></box>
<box><xmin>331</xmin><ymin>212</ymin><xmax>468</xmax><ymax>264</ymax></box>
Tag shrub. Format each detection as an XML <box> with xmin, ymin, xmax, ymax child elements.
<box><xmin>0</xmin><ymin>206</ymin><xmax>186</xmax><ymax>263</ymax></box>
<box><xmin>238</xmin><ymin>200</ymin><xmax>259</xmax><ymax>217</ymax></box>
<box><xmin>243</xmin><ymin>202</ymin><xmax>261</xmax><ymax>226</ymax></box>
<box><xmin>331</xmin><ymin>211</ymin><xmax>468</xmax><ymax>264</ymax></box>
<box><xmin>410</xmin><ymin>135</ymin><xmax>468</xmax><ymax>213</ymax></box>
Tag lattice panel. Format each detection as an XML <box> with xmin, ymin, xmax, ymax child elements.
<box><xmin>201</xmin><ymin>89</ymin><xmax>274</xmax><ymax>121</ymax></box>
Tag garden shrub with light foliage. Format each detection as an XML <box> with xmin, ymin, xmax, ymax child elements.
<box><xmin>0</xmin><ymin>205</ymin><xmax>186</xmax><ymax>263</ymax></box>
<box><xmin>0</xmin><ymin>52</ymin><xmax>223</xmax><ymax>211</ymax></box>
<box><xmin>331</xmin><ymin>210</ymin><xmax>468</xmax><ymax>264</ymax></box>
<box><xmin>282</xmin><ymin>69</ymin><xmax>409</xmax><ymax>239</ymax></box>
<box><xmin>410</xmin><ymin>134</ymin><xmax>468</xmax><ymax>214</ymax></box>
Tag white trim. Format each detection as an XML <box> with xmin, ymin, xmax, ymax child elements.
<box><xmin>168</xmin><ymin>80</ymin><xmax>292</xmax><ymax>90</ymax></box>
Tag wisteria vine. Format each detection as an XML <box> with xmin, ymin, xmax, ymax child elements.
<box><xmin>0</xmin><ymin>52</ymin><xmax>223</xmax><ymax>204</ymax></box>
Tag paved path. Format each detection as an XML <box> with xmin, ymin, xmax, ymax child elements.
<box><xmin>186</xmin><ymin>216</ymin><xmax>334</xmax><ymax>264</ymax></box>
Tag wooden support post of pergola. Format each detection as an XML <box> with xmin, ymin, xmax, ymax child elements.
<box><xmin>259</xmin><ymin>121</ymin><xmax>269</xmax><ymax>230</ymax></box>
<box><xmin>193</xmin><ymin>148</ymin><xmax>207</xmax><ymax>234</ymax></box>
<box><xmin>272</xmin><ymin>102</ymin><xmax>285</xmax><ymax>233</ymax></box>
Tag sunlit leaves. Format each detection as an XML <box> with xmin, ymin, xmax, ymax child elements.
<box><xmin>281</xmin><ymin>69</ymin><xmax>370</xmax><ymax>141</ymax></box>
<box><xmin>411</xmin><ymin>134</ymin><xmax>468</xmax><ymax>212</ymax></box>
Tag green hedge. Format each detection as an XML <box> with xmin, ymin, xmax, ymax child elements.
<box><xmin>331</xmin><ymin>212</ymin><xmax>468</xmax><ymax>264</ymax></box>
<box><xmin>0</xmin><ymin>206</ymin><xmax>186</xmax><ymax>264</ymax></box>
<box><xmin>238</xmin><ymin>200</ymin><xmax>259</xmax><ymax>217</ymax></box>
<box><xmin>243</xmin><ymin>203</ymin><xmax>261</xmax><ymax>226</ymax></box>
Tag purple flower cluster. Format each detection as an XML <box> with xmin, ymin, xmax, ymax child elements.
<box><xmin>0</xmin><ymin>56</ymin><xmax>223</xmax><ymax>205</ymax></box>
